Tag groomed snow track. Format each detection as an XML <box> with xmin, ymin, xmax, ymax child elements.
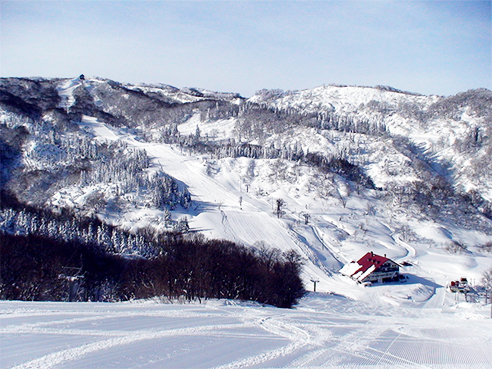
<box><xmin>1</xmin><ymin>299</ymin><xmax>491</xmax><ymax>368</ymax></box>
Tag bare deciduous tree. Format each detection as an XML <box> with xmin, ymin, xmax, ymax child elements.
<box><xmin>275</xmin><ymin>198</ymin><xmax>286</xmax><ymax>218</ymax></box>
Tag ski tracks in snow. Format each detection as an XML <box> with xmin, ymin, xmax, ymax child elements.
<box><xmin>2</xmin><ymin>305</ymin><xmax>256</xmax><ymax>369</ymax></box>
<box><xmin>9</xmin><ymin>324</ymin><xmax>240</xmax><ymax>369</ymax></box>
<box><xmin>212</xmin><ymin>314</ymin><xmax>312</xmax><ymax>369</ymax></box>
<box><xmin>2</xmin><ymin>301</ymin><xmax>492</xmax><ymax>368</ymax></box>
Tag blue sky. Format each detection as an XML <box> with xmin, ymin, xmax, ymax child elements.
<box><xmin>1</xmin><ymin>0</ymin><xmax>490</xmax><ymax>97</ymax></box>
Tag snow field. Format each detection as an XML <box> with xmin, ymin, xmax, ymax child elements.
<box><xmin>56</xmin><ymin>78</ymin><xmax>82</xmax><ymax>110</ymax></box>
<box><xmin>1</xmin><ymin>296</ymin><xmax>491</xmax><ymax>369</ymax></box>
<box><xmin>76</xmin><ymin>117</ymin><xmax>334</xmax><ymax>285</ymax></box>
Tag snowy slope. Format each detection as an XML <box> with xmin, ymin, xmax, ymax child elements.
<box><xmin>70</xmin><ymin>116</ymin><xmax>492</xmax><ymax>301</ymax></box>
<box><xmin>2</xmin><ymin>76</ymin><xmax>492</xmax><ymax>368</ymax></box>
<box><xmin>2</xmin><ymin>77</ymin><xmax>491</xmax><ymax>299</ymax></box>
<box><xmin>74</xmin><ymin>116</ymin><xmax>332</xmax><ymax>285</ymax></box>
<box><xmin>56</xmin><ymin>78</ymin><xmax>83</xmax><ymax>109</ymax></box>
<box><xmin>1</xmin><ymin>295</ymin><xmax>491</xmax><ymax>369</ymax></box>
<box><xmin>250</xmin><ymin>85</ymin><xmax>492</xmax><ymax>202</ymax></box>
<box><xmin>249</xmin><ymin>85</ymin><xmax>434</xmax><ymax>115</ymax></box>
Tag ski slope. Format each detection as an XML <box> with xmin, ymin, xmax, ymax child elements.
<box><xmin>75</xmin><ymin>116</ymin><xmax>492</xmax><ymax>300</ymax></box>
<box><xmin>1</xmin><ymin>295</ymin><xmax>491</xmax><ymax>369</ymax></box>
<box><xmin>79</xmin><ymin>116</ymin><xmax>332</xmax><ymax>286</ymax></box>
<box><xmin>3</xmin><ymin>90</ymin><xmax>492</xmax><ymax>368</ymax></box>
<box><xmin>57</xmin><ymin>78</ymin><xmax>83</xmax><ymax>109</ymax></box>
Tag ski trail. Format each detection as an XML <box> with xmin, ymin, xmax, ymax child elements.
<box><xmin>10</xmin><ymin>322</ymin><xmax>251</xmax><ymax>369</ymax></box>
<box><xmin>57</xmin><ymin>78</ymin><xmax>82</xmax><ymax>109</ymax></box>
<box><xmin>79</xmin><ymin>116</ymin><xmax>121</xmax><ymax>142</ymax></box>
<box><xmin>423</xmin><ymin>287</ymin><xmax>445</xmax><ymax>309</ymax></box>
<box><xmin>312</xmin><ymin>225</ymin><xmax>345</xmax><ymax>268</ymax></box>
<box><xmin>378</xmin><ymin>221</ymin><xmax>416</xmax><ymax>260</ymax></box>
<box><xmin>144</xmin><ymin>144</ymin><xmax>241</xmax><ymax>207</ymax></box>
<box><xmin>288</xmin><ymin>227</ymin><xmax>332</xmax><ymax>276</ymax></box>
<box><xmin>213</xmin><ymin>316</ymin><xmax>311</xmax><ymax>369</ymax></box>
<box><xmin>3</xmin><ymin>300</ymin><xmax>492</xmax><ymax>368</ymax></box>
<box><xmin>78</xmin><ymin>117</ymin><xmax>245</xmax><ymax>210</ymax></box>
<box><xmin>220</xmin><ymin>210</ymin><xmax>241</xmax><ymax>244</ymax></box>
<box><xmin>77</xmin><ymin>118</ymin><xmax>321</xmax><ymax>247</ymax></box>
<box><xmin>75</xmin><ymin>117</ymin><xmax>345</xmax><ymax>289</ymax></box>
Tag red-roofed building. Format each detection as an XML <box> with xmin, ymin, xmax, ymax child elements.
<box><xmin>340</xmin><ymin>252</ymin><xmax>400</xmax><ymax>283</ymax></box>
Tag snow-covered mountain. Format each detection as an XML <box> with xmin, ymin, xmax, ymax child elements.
<box><xmin>250</xmin><ymin>85</ymin><xmax>492</xmax><ymax>202</ymax></box>
<box><xmin>1</xmin><ymin>76</ymin><xmax>492</xmax><ymax>303</ymax></box>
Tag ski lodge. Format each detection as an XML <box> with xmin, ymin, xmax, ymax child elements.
<box><xmin>340</xmin><ymin>252</ymin><xmax>400</xmax><ymax>284</ymax></box>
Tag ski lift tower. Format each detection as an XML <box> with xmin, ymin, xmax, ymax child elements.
<box><xmin>311</xmin><ymin>278</ymin><xmax>319</xmax><ymax>292</ymax></box>
<box><xmin>58</xmin><ymin>266</ymin><xmax>84</xmax><ymax>302</ymax></box>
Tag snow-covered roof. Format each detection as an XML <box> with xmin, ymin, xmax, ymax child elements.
<box><xmin>340</xmin><ymin>252</ymin><xmax>393</xmax><ymax>282</ymax></box>
<box><xmin>339</xmin><ymin>261</ymin><xmax>362</xmax><ymax>277</ymax></box>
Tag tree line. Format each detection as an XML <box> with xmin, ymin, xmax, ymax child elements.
<box><xmin>0</xmin><ymin>233</ymin><xmax>305</xmax><ymax>308</ymax></box>
<box><xmin>1</xmin><ymin>117</ymin><xmax>191</xmax><ymax>211</ymax></box>
<box><xmin>161</xmin><ymin>130</ymin><xmax>375</xmax><ymax>190</ymax></box>
<box><xmin>0</xmin><ymin>192</ymin><xmax>306</xmax><ymax>308</ymax></box>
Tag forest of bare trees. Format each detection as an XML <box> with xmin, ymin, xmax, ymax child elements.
<box><xmin>0</xmin><ymin>192</ymin><xmax>305</xmax><ymax>308</ymax></box>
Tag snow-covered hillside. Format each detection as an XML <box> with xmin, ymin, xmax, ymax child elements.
<box><xmin>2</xmin><ymin>75</ymin><xmax>492</xmax><ymax>367</ymax></box>
<box><xmin>1</xmin><ymin>76</ymin><xmax>492</xmax><ymax>298</ymax></box>
<box><xmin>76</xmin><ymin>117</ymin><xmax>492</xmax><ymax>295</ymax></box>
<box><xmin>251</xmin><ymin>85</ymin><xmax>492</xmax><ymax>202</ymax></box>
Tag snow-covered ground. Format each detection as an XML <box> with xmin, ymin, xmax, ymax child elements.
<box><xmin>15</xmin><ymin>116</ymin><xmax>486</xmax><ymax>368</ymax></box>
<box><xmin>57</xmin><ymin>78</ymin><xmax>83</xmax><ymax>110</ymax></box>
<box><xmin>3</xmin><ymin>81</ymin><xmax>492</xmax><ymax>368</ymax></box>
<box><xmin>71</xmin><ymin>116</ymin><xmax>492</xmax><ymax>294</ymax></box>
<box><xmin>1</xmin><ymin>293</ymin><xmax>491</xmax><ymax>369</ymax></box>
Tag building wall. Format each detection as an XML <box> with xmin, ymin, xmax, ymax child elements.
<box><xmin>361</xmin><ymin>261</ymin><xmax>399</xmax><ymax>282</ymax></box>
